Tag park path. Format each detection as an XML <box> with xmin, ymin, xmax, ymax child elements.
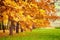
<box><xmin>0</xmin><ymin>30</ymin><xmax>9</xmax><ymax>37</ymax></box>
<box><xmin>0</xmin><ymin>30</ymin><xmax>16</xmax><ymax>37</ymax></box>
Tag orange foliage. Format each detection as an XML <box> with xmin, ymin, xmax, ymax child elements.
<box><xmin>0</xmin><ymin>0</ymin><xmax>59</xmax><ymax>31</ymax></box>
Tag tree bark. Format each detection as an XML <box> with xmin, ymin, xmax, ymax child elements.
<box><xmin>2</xmin><ymin>22</ymin><xmax>5</xmax><ymax>33</ymax></box>
<box><xmin>21</xmin><ymin>28</ymin><xmax>24</xmax><ymax>32</ymax></box>
<box><xmin>2</xmin><ymin>25</ymin><xmax>5</xmax><ymax>33</ymax></box>
<box><xmin>9</xmin><ymin>27</ymin><xmax>13</xmax><ymax>35</ymax></box>
<box><xmin>9</xmin><ymin>20</ymin><xmax>14</xmax><ymax>35</ymax></box>
<box><xmin>16</xmin><ymin>22</ymin><xmax>19</xmax><ymax>33</ymax></box>
<box><xmin>0</xmin><ymin>23</ymin><xmax>1</xmax><ymax>30</ymax></box>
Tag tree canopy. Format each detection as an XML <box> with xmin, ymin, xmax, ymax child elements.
<box><xmin>0</xmin><ymin>0</ymin><xmax>60</xmax><ymax>31</ymax></box>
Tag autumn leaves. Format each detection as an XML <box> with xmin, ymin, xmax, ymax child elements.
<box><xmin>0</xmin><ymin>0</ymin><xmax>58</xmax><ymax>35</ymax></box>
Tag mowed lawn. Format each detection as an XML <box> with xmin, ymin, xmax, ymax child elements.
<box><xmin>0</xmin><ymin>29</ymin><xmax>60</xmax><ymax>40</ymax></box>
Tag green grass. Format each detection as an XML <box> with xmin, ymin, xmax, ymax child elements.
<box><xmin>0</xmin><ymin>29</ymin><xmax>60</xmax><ymax>40</ymax></box>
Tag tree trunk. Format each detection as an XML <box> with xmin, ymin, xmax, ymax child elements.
<box><xmin>2</xmin><ymin>22</ymin><xmax>5</xmax><ymax>33</ymax></box>
<box><xmin>9</xmin><ymin>20</ymin><xmax>14</xmax><ymax>35</ymax></box>
<box><xmin>0</xmin><ymin>23</ymin><xmax>1</xmax><ymax>30</ymax></box>
<box><xmin>21</xmin><ymin>28</ymin><xmax>24</xmax><ymax>32</ymax></box>
<box><xmin>16</xmin><ymin>22</ymin><xmax>19</xmax><ymax>33</ymax></box>
<box><xmin>2</xmin><ymin>25</ymin><xmax>5</xmax><ymax>33</ymax></box>
<box><xmin>9</xmin><ymin>27</ymin><xmax>13</xmax><ymax>35</ymax></box>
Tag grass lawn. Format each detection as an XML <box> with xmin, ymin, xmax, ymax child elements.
<box><xmin>0</xmin><ymin>29</ymin><xmax>60</xmax><ymax>40</ymax></box>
